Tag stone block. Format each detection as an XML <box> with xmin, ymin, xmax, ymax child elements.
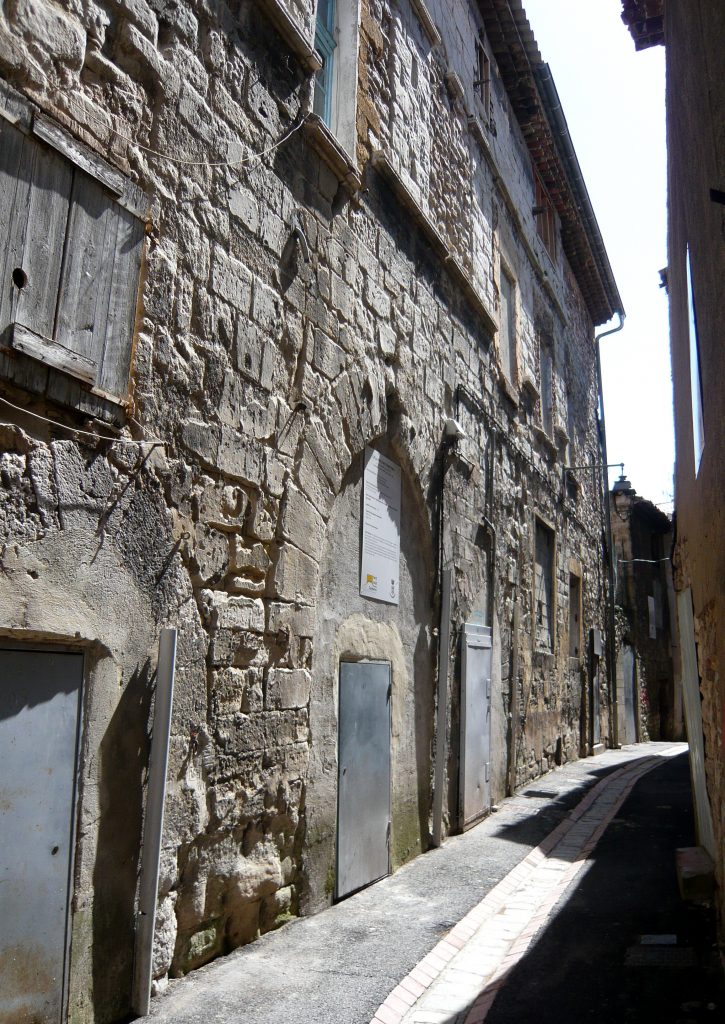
<box><xmin>280</xmin><ymin>484</ymin><xmax>325</xmax><ymax>556</ymax></box>
<box><xmin>378</xmin><ymin>322</ymin><xmax>397</xmax><ymax>359</ymax></box>
<box><xmin>117</xmin><ymin>20</ymin><xmax>180</xmax><ymax>96</ymax></box>
<box><xmin>226</xmin><ymin>900</ymin><xmax>261</xmax><ymax>949</ymax></box>
<box><xmin>13</xmin><ymin>0</ymin><xmax>85</xmax><ymax>71</ymax></box>
<box><xmin>152</xmin><ymin>895</ymin><xmax>177</xmax><ymax>980</ymax></box>
<box><xmin>189</xmin><ymin>523</ymin><xmax>228</xmax><ymax>584</ymax></box>
<box><xmin>267</xmin><ymin>602</ymin><xmax>317</xmax><ymax>639</ymax></box>
<box><xmin>266</xmin><ymin>668</ymin><xmax>312</xmax><ymax>710</ymax></box>
<box><xmin>217</xmin><ymin>427</ymin><xmax>264</xmax><ymax>486</ymax></box>
<box><xmin>296</xmin><ymin>443</ymin><xmax>334</xmax><ymax>517</ymax></box>
<box><xmin>183</xmin><ymin>919</ymin><xmax>225</xmax><ymax>971</ymax></box>
<box><xmin>203</xmin><ymin>589</ymin><xmax>264</xmax><ymax>631</ymax></box>
<box><xmin>211</xmin><ymin>246</ymin><xmax>252</xmax><ymax>312</ymax></box>
<box><xmin>118</xmin><ymin>0</ymin><xmax>158</xmax><ymax>41</ymax></box>
<box><xmin>272</xmin><ymin>543</ymin><xmax>320</xmax><ymax>602</ymax></box>
<box><xmin>235</xmin><ymin>323</ymin><xmax>275</xmax><ymax>391</ymax></box>
<box><xmin>260</xmin><ymin>885</ymin><xmax>295</xmax><ymax>933</ymax></box>
<box><xmin>182</xmin><ymin>419</ymin><xmax>221</xmax><ymax>466</ymax></box>
<box><xmin>230</xmin><ymin>539</ymin><xmax>270</xmax><ymax>574</ymax></box>
<box><xmin>312</xmin><ymin>329</ymin><xmax>347</xmax><ymax>380</ymax></box>
<box><xmin>252</xmin><ymin>278</ymin><xmax>283</xmax><ymax>333</ymax></box>
<box><xmin>193</xmin><ymin>479</ymin><xmax>248</xmax><ymax>532</ymax></box>
<box><xmin>229</xmin><ymin>186</ymin><xmax>260</xmax><ymax>233</ymax></box>
<box><xmin>263</xmin><ymin>710</ymin><xmax>308</xmax><ymax>748</ymax></box>
<box><xmin>305</xmin><ymin>419</ymin><xmax>342</xmax><ymax>490</ymax></box>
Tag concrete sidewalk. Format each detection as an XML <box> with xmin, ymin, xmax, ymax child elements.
<box><xmin>146</xmin><ymin>743</ymin><xmax>686</xmax><ymax>1024</ymax></box>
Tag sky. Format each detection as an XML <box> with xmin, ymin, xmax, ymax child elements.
<box><xmin>522</xmin><ymin>0</ymin><xmax>673</xmax><ymax>509</ymax></box>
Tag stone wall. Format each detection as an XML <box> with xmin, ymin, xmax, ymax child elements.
<box><xmin>664</xmin><ymin>0</ymin><xmax>725</xmax><ymax>946</ymax></box>
<box><xmin>0</xmin><ymin>0</ymin><xmax>613</xmax><ymax>1018</ymax></box>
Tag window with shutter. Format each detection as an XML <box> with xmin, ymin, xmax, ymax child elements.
<box><xmin>0</xmin><ymin>108</ymin><xmax>146</xmax><ymax>416</ymax></box>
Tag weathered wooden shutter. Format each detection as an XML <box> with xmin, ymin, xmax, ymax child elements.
<box><xmin>0</xmin><ymin>115</ymin><xmax>144</xmax><ymax>400</ymax></box>
<box><xmin>55</xmin><ymin>172</ymin><xmax>145</xmax><ymax>395</ymax></box>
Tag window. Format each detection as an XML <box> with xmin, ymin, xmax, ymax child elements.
<box><xmin>309</xmin><ymin>0</ymin><xmax>360</xmax><ymax>160</ymax></box>
<box><xmin>499</xmin><ymin>269</ymin><xmax>516</xmax><ymax>384</ymax></box>
<box><xmin>1</xmin><ymin>112</ymin><xmax>145</xmax><ymax>409</ymax></box>
<box><xmin>534</xmin><ymin>171</ymin><xmax>557</xmax><ymax>259</ymax></box>
<box><xmin>313</xmin><ymin>0</ymin><xmax>337</xmax><ymax>126</ymax></box>
<box><xmin>534</xmin><ymin>518</ymin><xmax>555</xmax><ymax>652</ymax></box>
<box><xmin>686</xmin><ymin>245</ymin><xmax>705</xmax><ymax>474</ymax></box>
<box><xmin>540</xmin><ymin>338</ymin><xmax>553</xmax><ymax>437</ymax></box>
<box><xmin>568</xmin><ymin>573</ymin><xmax>581</xmax><ymax>659</ymax></box>
<box><xmin>474</xmin><ymin>33</ymin><xmax>491</xmax><ymax>120</ymax></box>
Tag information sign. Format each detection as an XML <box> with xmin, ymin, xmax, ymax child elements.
<box><xmin>360</xmin><ymin>447</ymin><xmax>401</xmax><ymax>604</ymax></box>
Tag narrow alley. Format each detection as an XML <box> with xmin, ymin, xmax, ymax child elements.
<box><xmin>1</xmin><ymin>2</ymin><xmax>723</xmax><ymax>1022</ymax></box>
<box><xmin>148</xmin><ymin>743</ymin><xmax>722</xmax><ymax>1024</ymax></box>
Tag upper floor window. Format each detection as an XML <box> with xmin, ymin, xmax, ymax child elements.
<box><xmin>474</xmin><ymin>33</ymin><xmax>491</xmax><ymax>121</ymax></box>
<box><xmin>499</xmin><ymin>268</ymin><xmax>517</xmax><ymax>385</ymax></box>
<box><xmin>534</xmin><ymin>171</ymin><xmax>557</xmax><ymax>260</ymax></box>
<box><xmin>1</xmin><ymin>109</ymin><xmax>145</xmax><ymax>416</ymax></box>
<box><xmin>540</xmin><ymin>337</ymin><xmax>554</xmax><ymax>437</ymax></box>
<box><xmin>307</xmin><ymin>0</ymin><xmax>360</xmax><ymax>180</ymax></box>
<box><xmin>314</xmin><ymin>0</ymin><xmax>337</xmax><ymax>127</ymax></box>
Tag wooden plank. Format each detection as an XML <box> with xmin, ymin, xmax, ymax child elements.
<box><xmin>0</xmin><ymin>79</ymin><xmax>32</xmax><ymax>130</ymax></box>
<box><xmin>0</xmin><ymin>120</ymin><xmax>33</xmax><ymax>336</ymax></box>
<box><xmin>33</xmin><ymin>113</ymin><xmax>124</xmax><ymax>196</ymax></box>
<box><xmin>55</xmin><ymin>171</ymin><xmax>113</xmax><ymax>367</ymax></box>
<box><xmin>11</xmin><ymin>322</ymin><xmax>97</xmax><ymax>384</ymax></box>
<box><xmin>45</xmin><ymin>369</ymin><xmax>125</xmax><ymax>425</ymax></box>
<box><xmin>0</xmin><ymin>346</ymin><xmax>49</xmax><ymax>397</ymax></box>
<box><xmin>97</xmin><ymin>206</ymin><xmax>144</xmax><ymax>396</ymax></box>
<box><xmin>14</xmin><ymin>140</ymin><xmax>72</xmax><ymax>340</ymax></box>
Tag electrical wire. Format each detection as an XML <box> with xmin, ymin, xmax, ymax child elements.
<box><xmin>56</xmin><ymin>83</ymin><xmax>307</xmax><ymax>168</ymax></box>
<box><xmin>0</xmin><ymin>393</ymin><xmax>165</xmax><ymax>447</ymax></box>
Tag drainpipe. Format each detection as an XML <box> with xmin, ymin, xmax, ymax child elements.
<box><xmin>595</xmin><ymin>313</ymin><xmax>625</xmax><ymax>749</ymax></box>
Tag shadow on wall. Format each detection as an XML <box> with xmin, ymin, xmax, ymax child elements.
<box><xmin>92</xmin><ymin>658</ymin><xmax>153</xmax><ymax>1023</ymax></box>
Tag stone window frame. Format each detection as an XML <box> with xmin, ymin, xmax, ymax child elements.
<box><xmin>533</xmin><ymin>513</ymin><xmax>557</xmax><ymax>655</ymax></box>
<box><xmin>496</xmin><ymin>254</ymin><xmax>519</xmax><ymax>401</ymax></box>
<box><xmin>533</xmin><ymin>169</ymin><xmax>558</xmax><ymax>262</ymax></box>
<box><xmin>538</xmin><ymin>333</ymin><xmax>554</xmax><ymax>439</ymax></box>
<box><xmin>304</xmin><ymin>0</ymin><xmax>362</xmax><ymax>193</ymax></box>
<box><xmin>474</xmin><ymin>30</ymin><xmax>492</xmax><ymax>126</ymax></box>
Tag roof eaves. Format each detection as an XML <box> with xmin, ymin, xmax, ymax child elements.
<box><xmin>620</xmin><ymin>0</ymin><xmax>665</xmax><ymax>51</ymax></box>
<box><xmin>478</xmin><ymin>0</ymin><xmax>624</xmax><ymax>325</ymax></box>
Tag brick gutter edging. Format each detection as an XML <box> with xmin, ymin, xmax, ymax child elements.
<box><xmin>370</xmin><ymin>747</ymin><xmax>682</xmax><ymax>1024</ymax></box>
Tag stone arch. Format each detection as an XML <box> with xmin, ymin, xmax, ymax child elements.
<box><xmin>301</xmin><ymin>426</ymin><xmax>436</xmax><ymax>913</ymax></box>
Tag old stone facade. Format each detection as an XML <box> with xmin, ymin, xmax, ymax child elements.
<box><xmin>623</xmin><ymin>0</ymin><xmax>724</xmax><ymax>955</ymax></box>
<box><xmin>0</xmin><ymin>1</ymin><xmax>621</xmax><ymax>1020</ymax></box>
<box><xmin>610</xmin><ymin>476</ymin><xmax>681</xmax><ymax>744</ymax></box>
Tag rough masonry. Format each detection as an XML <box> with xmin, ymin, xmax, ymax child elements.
<box><xmin>0</xmin><ymin>1</ymin><xmax>623</xmax><ymax>1020</ymax></box>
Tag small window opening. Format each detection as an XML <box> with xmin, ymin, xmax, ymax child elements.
<box><xmin>474</xmin><ymin>35</ymin><xmax>491</xmax><ymax>118</ymax></box>
<box><xmin>314</xmin><ymin>0</ymin><xmax>337</xmax><ymax>127</ymax></box>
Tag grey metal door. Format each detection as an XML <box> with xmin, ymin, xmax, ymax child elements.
<box><xmin>460</xmin><ymin>623</ymin><xmax>492</xmax><ymax>828</ymax></box>
<box><xmin>622</xmin><ymin>645</ymin><xmax>637</xmax><ymax>745</ymax></box>
<box><xmin>336</xmin><ymin>661</ymin><xmax>391</xmax><ymax>899</ymax></box>
<box><xmin>0</xmin><ymin>649</ymin><xmax>83</xmax><ymax>1024</ymax></box>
